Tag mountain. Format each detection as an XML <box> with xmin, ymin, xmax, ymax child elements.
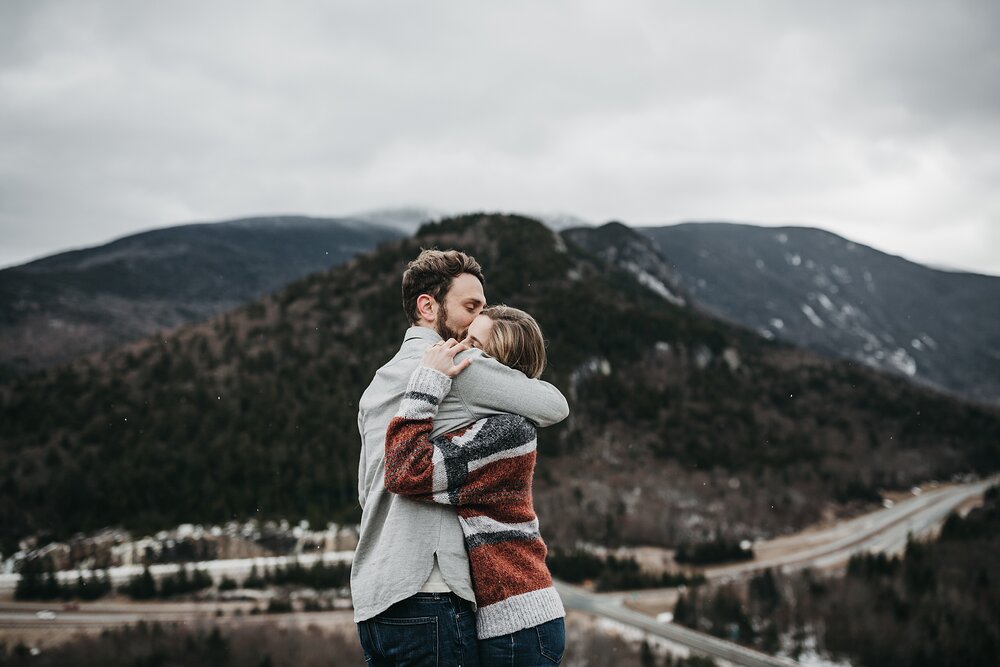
<box><xmin>0</xmin><ymin>215</ymin><xmax>402</xmax><ymax>377</ymax></box>
<box><xmin>2</xmin><ymin>214</ymin><xmax>998</xmax><ymax>556</ymax></box>
<box><xmin>348</xmin><ymin>206</ymin><xmax>595</xmax><ymax>234</ymax></box>
<box><xmin>638</xmin><ymin>223</ymin><xmax>1000</xmax><ymax>406</ymax></box>
<box><xmin>562</xmin><ymin>222</ymin><xmax>685</xmax><ymax>307</ymax></box>
<box><xmin>346</xmin><ymin>207</ymin><xmax>447</xmax><ymax>233</ymax></box>
<box><xmin>529</xmin><ymin>212</ymin><xmax>595</xmax><ymax>231</ymax></box>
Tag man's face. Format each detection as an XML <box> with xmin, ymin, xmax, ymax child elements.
<box><xmin>435</xmin><ymin>273</ymin><xmax>485</xmax><ymax>341</ymax></box>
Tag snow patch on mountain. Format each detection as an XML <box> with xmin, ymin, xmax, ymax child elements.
<box><xmin>623</xmin><ymin>262</ymin><xmax>686</xmax><ymax>306</ymax></box>
<box><xmin>830</xmin><ymin>265</ymin><xmax>851</xmax><ymax>284</ymax></box>
<box><xmin>801</xmin><ymin>304</ymin><xmax>825</xmax><ymax>328</ymax></box>
<box><xmin>863</xmin><ymin>270</ymin><xmax>876</xmax><ymax>293</ymax></box>
<box><xmin>888</xmin><ymin>348</ymin><xmax>917</xmax><ymax>376</ymax></box>
<box><xmin>813</xmin><ymin>273</ymin><xmax>840</xmax><ymax>294</ymax></box>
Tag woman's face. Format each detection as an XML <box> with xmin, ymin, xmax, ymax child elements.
<box><xmin>465</xmin><ymin>314</ymin><xmax>493</xmax><ymax>351</ymax></box>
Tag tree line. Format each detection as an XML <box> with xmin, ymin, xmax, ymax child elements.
<box><xmin>15</xmin><ymin>558</ymin><xmax>352</xmax><ymax>602</ymax></box>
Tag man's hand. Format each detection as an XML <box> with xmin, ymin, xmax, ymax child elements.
<box><xmin>422</xmin><ymin>339</ymin><xmax>472</xmax><ymax>378</ymax></box>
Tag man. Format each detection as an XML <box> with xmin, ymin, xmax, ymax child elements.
<box><xmin>353</xmin><ymin>248</ymin><xmax>569</xmax><ymax>666</ymax></box>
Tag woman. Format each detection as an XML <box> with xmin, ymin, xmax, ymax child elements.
<box><xmin>384</xmin><ymin>305</ymin><xmax>566</xmax><ymax>666</ymax></box>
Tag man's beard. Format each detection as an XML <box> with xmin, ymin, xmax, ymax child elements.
<box><xmin>434</xmin><ymin>301</ymin><xmax>465</xmax><ymax>341</ymax></box>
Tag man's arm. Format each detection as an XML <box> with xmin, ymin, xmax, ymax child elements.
<box><xmin>450</xmin><ymin>349</ymin><xmax>569</xmax><ymax>427</ymax></box>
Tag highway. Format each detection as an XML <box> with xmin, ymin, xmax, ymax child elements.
<box><xmin>1</xmin><ymin>476</ymin><xmax>993</xmax><ymax>666</ymax></box>
<box><xmin>561</xmin><ymin>476</ymin><xmax>995</xmax><ymax>665</ymax></box>
<box><xmin>704</xmin><ymin>476</ymin><xmax>996</xmax><ymax>580</ymax></box>
<box><xmin>557</xmin><ymin>581</ymin><xmax>799</xmax><ymax>667</ymax></box>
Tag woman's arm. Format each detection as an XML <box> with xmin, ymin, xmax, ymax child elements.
<box><xmin>384</xmin><ymin>366</ymin><xmax>537</xmax><ymax>507</ymax></box>
<box><xmin>383</xmin><ymin>365</ymin><xmax>456</xmax><ymax>502</ymax></box>
<box><xmin>383</xmin><ymin>338</ymin><xmax>471</xmax><ymax>500</ymax></box>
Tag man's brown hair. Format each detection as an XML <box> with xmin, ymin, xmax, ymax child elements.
<box><xmin>480</xmin><ymin>305</ymin><xmax>547</xmax><ymax>379</ymax></box>
<box><xmin>402</xmin><ymin>249</ymin><xmax>484</xmax><ymax>325</ymax></box>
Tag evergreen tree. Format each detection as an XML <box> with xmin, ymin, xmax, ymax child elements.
<box><xmin>126</xmin><ymin>567</ymin><xmax>158</xmax><ymax>600</ymax></box>
<box><xmin>41</xmin><ymin>570</ymin><xmax>61</xmax><ymax>600</ymax></box>
<box><xmin>244</xmin><ymin>564</ymin><xmax>265</xmax><ymax>589</ymax></box>
<box><xmin>14</xmin><ymin>560</ymin><xmax>42</xmax><ymax>601</ymax></box>
<box><xmin>74</xmin><ymin>574</ymin><xmax>87</xmax><ymax>600</ymax></box>
<box><xmin>640</xmin><ymin>640</ymin><xmax>656</xmax><ymax>667</ymax></box>
<box><xmin>205</xmin><ymin>627</ymin><xmax>228</xmax><ymax>666</ymax></box>
<box><xmin>748</xmin><ymin>569</ymin><xmax>781</xmax><ymax>614</ymax></box>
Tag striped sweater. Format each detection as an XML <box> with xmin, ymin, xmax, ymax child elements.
<box><xmin>383</xmin><ymin>365</ymin><xmax>565</xmax><ymax>639</ymax></box>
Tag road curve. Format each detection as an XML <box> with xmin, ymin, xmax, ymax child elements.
<box><xmin>556</xmin><ymin>581</ymin><xmax>799</xmax><ymax>667</ymax></box>
<box><xmin>705</xmin><ymin>476</ymin><xmax>996</xmax><ymax>579</ymax></box>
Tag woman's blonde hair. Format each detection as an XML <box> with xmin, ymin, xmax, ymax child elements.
<box><xmin>480</xmin><ymin>305</ymin><xmax>546</xmax><ymax>379</ymax></box>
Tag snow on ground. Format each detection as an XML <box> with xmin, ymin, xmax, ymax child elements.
<box><xmin>779</xmin><ymin>631</ymin><xmax>854</xmax><ymax>667</ymax></box>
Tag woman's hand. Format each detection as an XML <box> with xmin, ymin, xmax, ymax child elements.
<box><xmin>422</xmin><ymin>338</ymin><xmax>472</xmax><ymax>378</ymax></box>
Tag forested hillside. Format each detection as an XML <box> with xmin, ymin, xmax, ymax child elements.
<box><xmin>2</xmin><ymin>214</ymin><xmax>998</xmax><ymax>556</ymax></box>
<box><xmin>0</xmin><ymin>215</ymin><xmax>401</xmax><ymax>376</ymax></box>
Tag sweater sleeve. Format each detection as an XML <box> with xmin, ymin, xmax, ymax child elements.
<box><xmin>383</xmin><ymin>366</ymin><xmax>457</xmax><ymax>503</ymax></box>
<box><xmin>450</xmin><ymin>349</ymin><xmax>569</xmax><ymax>427</ymax></box>
<box><xmin>384</xmin><ymin>366</ymin><xmax>537</xmax><ymax>507</ymax></box>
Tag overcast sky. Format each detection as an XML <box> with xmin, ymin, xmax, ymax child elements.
<box><xmin>2</xmin><ymin>0</ymin><xmax>998</xmax><ymax>274</ymax></box>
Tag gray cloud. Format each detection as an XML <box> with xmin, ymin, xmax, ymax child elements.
<box><xmin>1</xmin><ymin>0</ymin><xmax>998</xmax><ymax>274</ymax></box>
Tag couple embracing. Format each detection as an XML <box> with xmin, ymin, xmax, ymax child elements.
<box><xmin>351</xmin><ymin>248</ymin><xmax>569</xmax><ymax>666</ymax></box>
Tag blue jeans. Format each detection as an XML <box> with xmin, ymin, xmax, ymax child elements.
<box><xmin>356</xmin><ymin>592</ymin><xmax>479</xmax><ymax>666</ymax></box>
<box><xmin>478</xmin><ymin>617</ymin><xmax>565</xmax><ymax>666</ymax></box>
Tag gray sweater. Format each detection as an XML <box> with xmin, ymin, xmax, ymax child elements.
<box><xmin>351</xmin><ymin>326</ymin><xmax>570</xmax><ymax>622</ymax></box>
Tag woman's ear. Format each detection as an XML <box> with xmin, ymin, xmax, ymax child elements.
<box><xmin>416</xmin><ymin>294</ymin><xmax>436</xmax><ymax>323</ymax></box>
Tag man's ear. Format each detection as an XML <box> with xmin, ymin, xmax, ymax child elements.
<box><xmin>416</xmin><ymin>294</ymin><xmax>437</xmax><ymax>323</ymax></box>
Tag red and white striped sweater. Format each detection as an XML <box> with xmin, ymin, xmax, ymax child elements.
<box><xmin>384</xmin><ymin>365</ymin><xmax>565</xmax><ymax>639</ymax></box>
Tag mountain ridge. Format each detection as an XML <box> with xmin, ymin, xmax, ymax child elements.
<box><xmin>0</xmin><ymin>215</ymin><xmax>403</xmax><ymax>377</ymax></box>
<box><xmin>2</xmin><ymin>213</ymin><xmax>997</xmax><ymax>556</ymax></box>
<box><xmin>638</xmin><ymin>221</ymin><xmax>1000</xmax><ymax>406</ymax></box>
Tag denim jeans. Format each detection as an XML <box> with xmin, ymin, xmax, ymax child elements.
<box><xmin>356</xmin><ymin>592</ymin><xmax>479</xmax><ymax>666</ymax></box>
<box><xmin>478</xmin><ymin>617</ymin><xmax>565</xmax><ymax>666</ymax></box>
